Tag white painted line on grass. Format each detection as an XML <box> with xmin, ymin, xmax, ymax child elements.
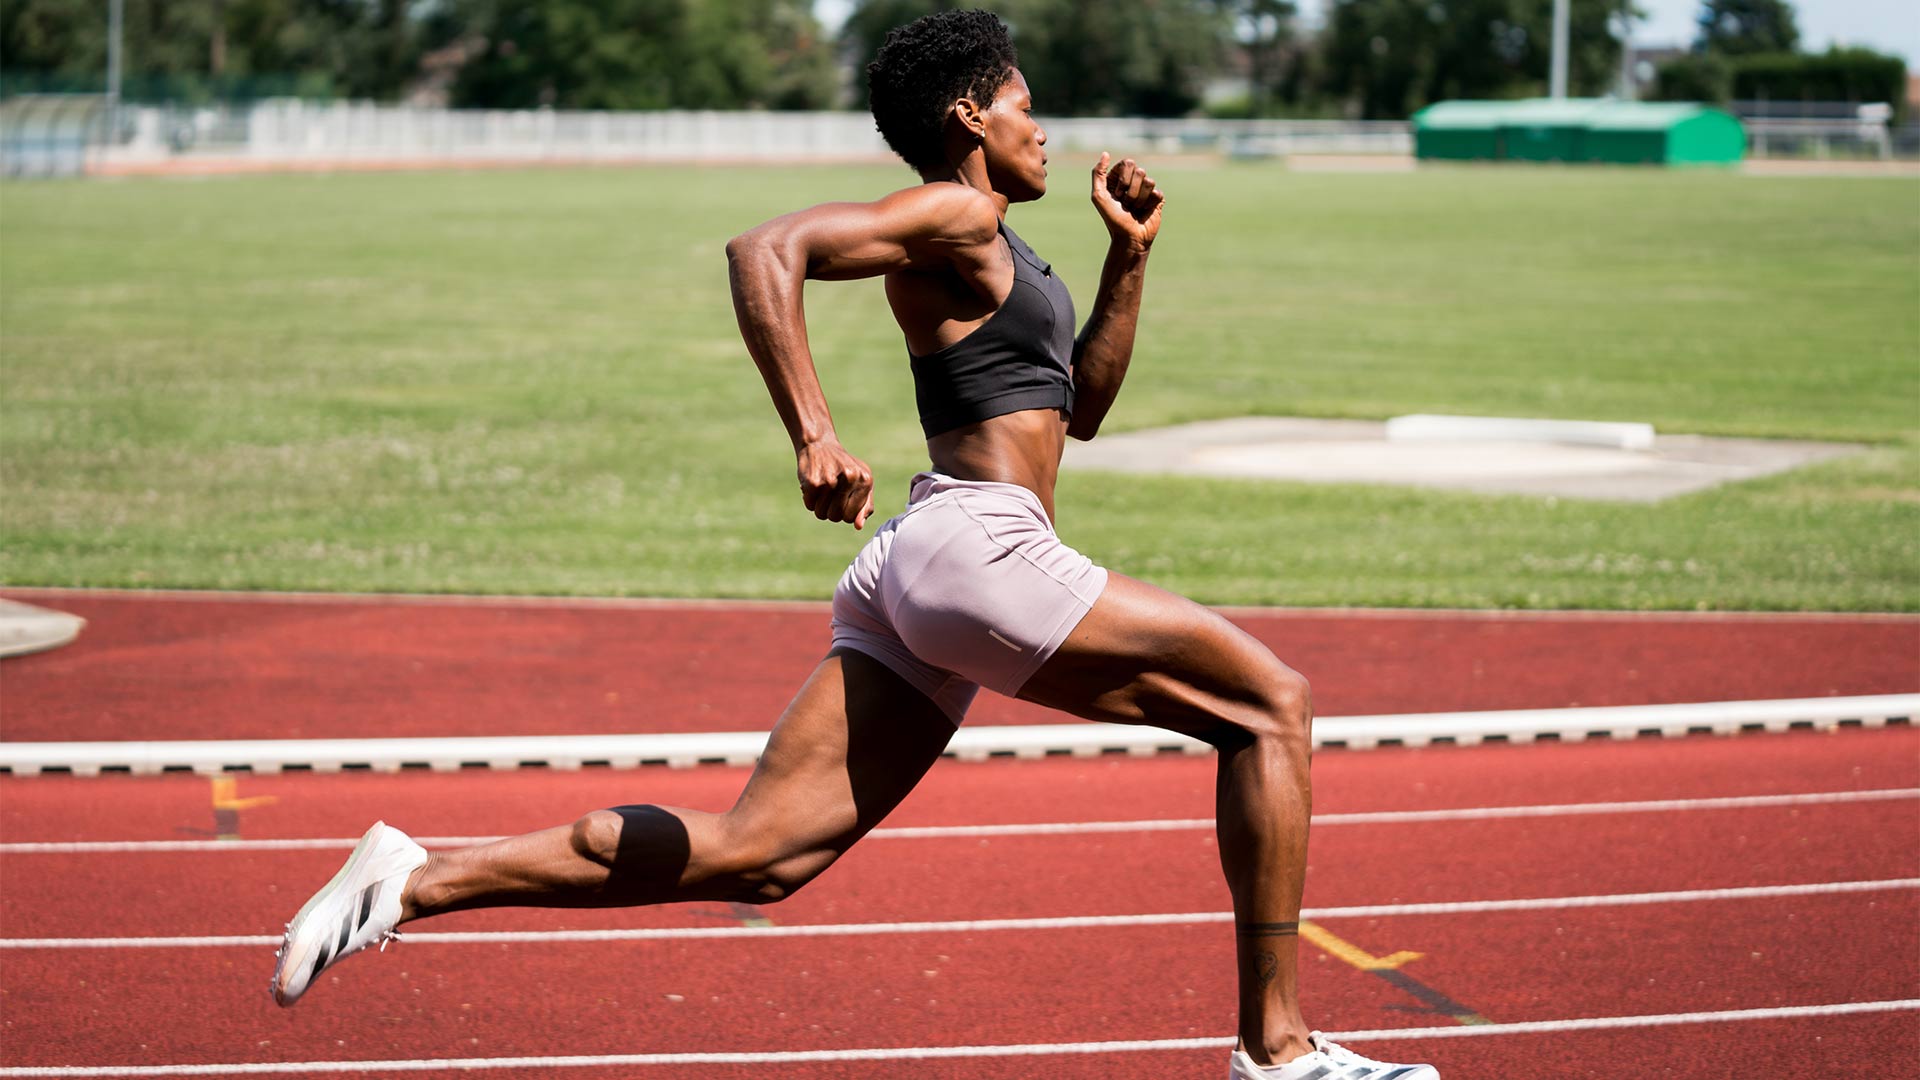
<box><xmin>4</xmin><ymin>878</ymin><xmax>1912</xmax><ymax>951</ymax></box>
<box><xmin>1</xmin><ymin>1000</ymin><xmax>1914</xmax><ymax>1076</ymax></box>
<box><xmin>4</xmin><ymin>787</ymin><xmax>1913</xmax><ymax>854</ymax></box>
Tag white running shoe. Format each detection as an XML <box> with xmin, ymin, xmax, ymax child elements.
<box><xmin>271</xmin><ymin>821</ymin><xmax>428</xmax><ymax>1007</ymax></box>
<box><xmin>1230</xmin><ymin>1032</ymin><xmax>1439</xmax><ymax>1079</ymax></box>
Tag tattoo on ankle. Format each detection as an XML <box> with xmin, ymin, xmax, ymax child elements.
<box><xmin>1257</xmin><ymin>950</ymin><xmax>1279</xmax><ymax>988</ymax></box>
<box><xmin>1236</xmin><ymin>921</ymin><xmax>1300</xmax><ymax>938</ymax></box>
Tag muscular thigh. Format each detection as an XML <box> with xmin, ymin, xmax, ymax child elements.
<box><xmin>722</xmin><ymin>647</ymin><xmax>956</xmax><ymax>861</ymax></box>
<box><xmin>1017</xmin><ymin>572</ymin><xmax>1304</xmax><ymax>744</ymax></box>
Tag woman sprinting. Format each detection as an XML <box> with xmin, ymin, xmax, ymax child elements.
<box><xmin>272</xmin><ymin>12</ymin><xmax>1437</xmax><ymax>1079</ymax></box>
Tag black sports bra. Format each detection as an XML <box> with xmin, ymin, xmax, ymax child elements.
<box><xmin>909</xmin><ymin>220</ymin><xmax>1075</xmax><ymax>439</ymax></box>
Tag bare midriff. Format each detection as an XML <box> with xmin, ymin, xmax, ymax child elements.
<box><xmin>925</xmin><ymin>407</ymin><xmax>1070</xmax><ymax>522</ymax></box>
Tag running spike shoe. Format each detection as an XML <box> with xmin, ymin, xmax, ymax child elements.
<box><xmin>1229</xmin><ymin>1032</ymin><xmax>1439</xmax><ymax>1079</ymax></box>
<box><xmin>271</xmin><ymin>821</ymin><xmax>428</xmax><ymax>1007</ymax></box>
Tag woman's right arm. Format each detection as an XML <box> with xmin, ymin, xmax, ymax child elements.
<box><xmin>725</xmin><ymin>184</ymin><xmax>998</xmax><ymax>529</ymax></box>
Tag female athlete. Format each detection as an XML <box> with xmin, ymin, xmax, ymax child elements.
<box><xmin>272</xmin><ymin>11</ymin><xmax>1437</xmax><ymax>1079</ymax></box>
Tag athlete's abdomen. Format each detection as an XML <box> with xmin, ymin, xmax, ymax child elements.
<box><xmin>926</xmin><ymin>407</ymin><xmax>1069</xmax><ymax>520</ymax></box>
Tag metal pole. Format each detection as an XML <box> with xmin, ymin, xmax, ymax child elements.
<box><xmin>107</xmin><ymin>0</ymin><xmax>123</xmax><ymax>104</ymax></box>
<box><xmin>1617</xmin><ymin>2</ymin><xmax>1635</xmax><ymax>100</ymax></box>
<box><xmin>104</xmin><ymin>0</ymin><xmax>124</xmax><ymax>163</ymax></box>
<box><xmin>1550</xmin><ymin>0</ymin><xmax>1570</xmax><ymax>99</ymax></box>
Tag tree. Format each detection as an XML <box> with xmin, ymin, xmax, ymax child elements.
<box><xmin>439</xmin><ymin>0</ymin><xmax>837</xmax><ymax>110</ymax></box>
<box><xmin>839</xmin><ymin>0</ymin><xmax>960</xmax><ymax>82</ymax></box>
<box><xmin>1227</xmin><ymin>0</ymin><xmax>1298</xmax><ymax>116</ymax></box>
<box><xmin>1010</xmin><ymin>0</ymin><xmax>1226</xmax><ymax>116</ymax></box>
<box><xmin>1320</xmin><ymin>0</ymin><xmax>1623</xmax><ymax>119</ymax></box>
<box><xmin>1651</xmin><ymin>52</ymin><xmax>1732</xmax><ymax>103</ymax></box>
<box><xmin>0</xmin><ymin>0</ymin><xmax>423</xmax><ymax>101</ymax></box>
<box><xmin>1694</xmin><ymin>0</ymin><xmax>1798</xmax><ymax>57</ymax></box>
<box><xmin>842</xmin><ymin>0</ymin><xmax>1227</xmax><ymax>117</ymax></box>
<box><xmin>1732</xmin><ymin>47</ymin><xmax>1908</xmax><ymax>113</ymax></box>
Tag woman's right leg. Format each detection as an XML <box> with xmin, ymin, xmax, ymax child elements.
<box><xmin>1016</xmin><ymin>572</ymin><xmax>1317</xmax><ymax>1068</ymax></box>
<box><xmin>400</xmin><ymin>647</ymin><xmax>957</xmax><ymax>922</ymax></box>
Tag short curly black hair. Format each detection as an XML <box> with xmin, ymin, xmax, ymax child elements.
<box><xmin>866</xmin><ymin>10</ymin><xmax>1019</xmax><ymax>176</ymax></box>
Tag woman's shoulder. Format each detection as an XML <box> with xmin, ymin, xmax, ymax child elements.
<box><xmin>871</xmin><ymin>182</ymin><xmax>1000</xmax><ymax>249</ymax></box>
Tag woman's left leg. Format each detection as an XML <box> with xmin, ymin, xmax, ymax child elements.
<box><xmin>401</xmin><ymin>648</ymin><xmax>958</xmax><ymax>919</ymax></box>
<box><xmin>273</xmin><ymin>648</ymin><xmax>957</xmax><ymax>1007</ymax></box>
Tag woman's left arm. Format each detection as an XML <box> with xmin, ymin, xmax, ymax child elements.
<box><xmin>1068</xmin><ymin>152</ymin><xmax>1165</xmax><ymax>442</ymax></box>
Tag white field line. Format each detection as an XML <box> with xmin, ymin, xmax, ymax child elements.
<box><xmin>3</xmin><ymin>878</ymin><xmax>1913</xmax><ymax>950</ymax></box>
<box><xmin>0</xmin><ymin>1000</ymin><xmax>1914</xmax><ymax>1076</ymax></box>
<box><xmin>2</xmin><ymin>787</ymin><xmax>1913</xmax><ymax>854</ymax></box>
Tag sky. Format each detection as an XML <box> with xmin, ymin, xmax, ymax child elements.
<box><xmin>1629</xmin><ymin>0</ymin><xmax>1914</xmax><ymax>60</ymax></box>
<box><xmin>817</xmin><ymin>1</ymin><xmax>1917</xmax><ymax>67</ymax></box>
<box><xmin>1289</xmin><ymin>0</ymin><xmax>1916</xmax><ymax>62</ymax></box>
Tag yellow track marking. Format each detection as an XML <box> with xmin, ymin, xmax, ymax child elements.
<box><xmin>1299</xmin><ymin>920</ymin><xmax>1424</xmax><ymax>971</ymax></box>
<box><xmin>210</xmin><ymin>777</ymin><xmax>277</xmax><ymax>812</ymax></box>
<box><xmin>1301</xmin><ymin>921</ymin><xmax>1493</xmax><ymax>1026</ymax></box>
<box><xmin>209</xmin><ymin>777</ymin><xmax>277</xmax><ymax>840</ymax></box>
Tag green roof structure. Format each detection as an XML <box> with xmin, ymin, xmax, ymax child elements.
<box><xmin>1412</xmin><ymin>99</ymin><xmax>1745</xmax><ymax>165</ymax></box>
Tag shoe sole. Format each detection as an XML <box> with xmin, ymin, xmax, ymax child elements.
<box><xmin>272</xmin><ymin>823</ymin><xmax>388</xmax><ymax>1007</ymax></box>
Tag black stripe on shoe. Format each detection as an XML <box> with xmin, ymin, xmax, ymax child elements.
<box><xmin>355</xmin><ymin>885</ymin><xmax>377</xmax><ymax>933</ymax></box>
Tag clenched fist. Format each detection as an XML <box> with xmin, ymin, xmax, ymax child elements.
<box><xmin>796</xmin><ymin>438</ymin><xmax>875</xmax><ymax>530</ymax></box>
<box><xmin>1091</xmin><ymin>152</ymin><xmax>1165</xmax><ymax>252</ymax></box>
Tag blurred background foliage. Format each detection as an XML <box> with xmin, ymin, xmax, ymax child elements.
<box><xmin>0</xmin><ymin>0</ymin><xmax>1904</xmax><ymax>118</ymax></box>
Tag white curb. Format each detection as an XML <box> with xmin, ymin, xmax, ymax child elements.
<box><xmin>1</xmin><ymin>695</ymin><xmax>1912</xmax><ymax>776</ymax></box>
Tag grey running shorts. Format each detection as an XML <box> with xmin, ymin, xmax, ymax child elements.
<box><xmin>830</xmin><ymin>471</ymin><xmax>1109</xmax><ymax>725</ymax></box>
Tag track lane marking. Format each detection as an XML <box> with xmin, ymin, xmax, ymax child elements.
<box><xmin>1298</xmin><ymin>922</ymin><xmax>1425</xmax><ymax>972</ymax></box>
<box><xmin>4</xmin><ymin>787</ymin><xmax>1911</xmax><ymax>854</ymax></box>
<box><xmin>1297</xmin><ymin>921</ymin><xmax>1497</xmax><ymax>1028</ymax></box>
<box><xmin>4</xmin><ymin>878</ymin><xmax>1912</xmax><ymax>950</ymax></box>
<box><xmin>0</xmin><ymin>1000</ymin><xmax>1914</xmax><ymax>1075</ymax></box>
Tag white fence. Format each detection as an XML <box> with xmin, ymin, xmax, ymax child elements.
<box><xmin>1745</xmin><ymin>117</ymin><xmax>1919</xmax><ymax>160</ymax></box>
<box><xmin>95</xmin><ymin>100</ymin><xmax>1418</xmax><ymax>169</ymax></box>
<box><xmin>8</xmin><ymin>99</ymin><xmax>1912</xmax><ymax>176</ymax></box>
<box><xmin>108</xmin><ymin>101</ymin><xmax>894</xmax><ymax>166</ymax></box>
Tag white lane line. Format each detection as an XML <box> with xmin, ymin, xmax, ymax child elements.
<box><xmin>1310</xmin><ymin>786</ymin><xmax>1920</xmax><ymax>826</ymax></box>
<box><xmin>1</xmin><ymin>1000</ymin><xmax>1914</xmax><ymax>1075</ymax></box>
<box><xmin>4</xmin><ymin>878</ymin><xmax>1912</xmax><ymax>950</ymax></box>
<box><xmin>1333</xmin><ymin>997</ymin><xmax>1920</xmax><ymax>1040</ymax></box>
<box><xmin>5</xmin><ymin>787</ymin><xmax>1911</xmax><ymax>854</ymax></box>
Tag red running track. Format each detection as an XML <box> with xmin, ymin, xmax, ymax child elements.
<box><xmin>2</xmin><ymin>588</ymin><xmax>1917</xmax><ymax>741</ymax></box>
<box><xmin>2</xmin><ymin>727</ymin><xmax>1916</xmax><ymax>1078</ymax></box>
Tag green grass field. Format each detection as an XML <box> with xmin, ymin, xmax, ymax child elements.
<box><xmin>2</xmin><ymin>160</ymin><xmax>1916</xmax><ymax>609</ymax></box>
